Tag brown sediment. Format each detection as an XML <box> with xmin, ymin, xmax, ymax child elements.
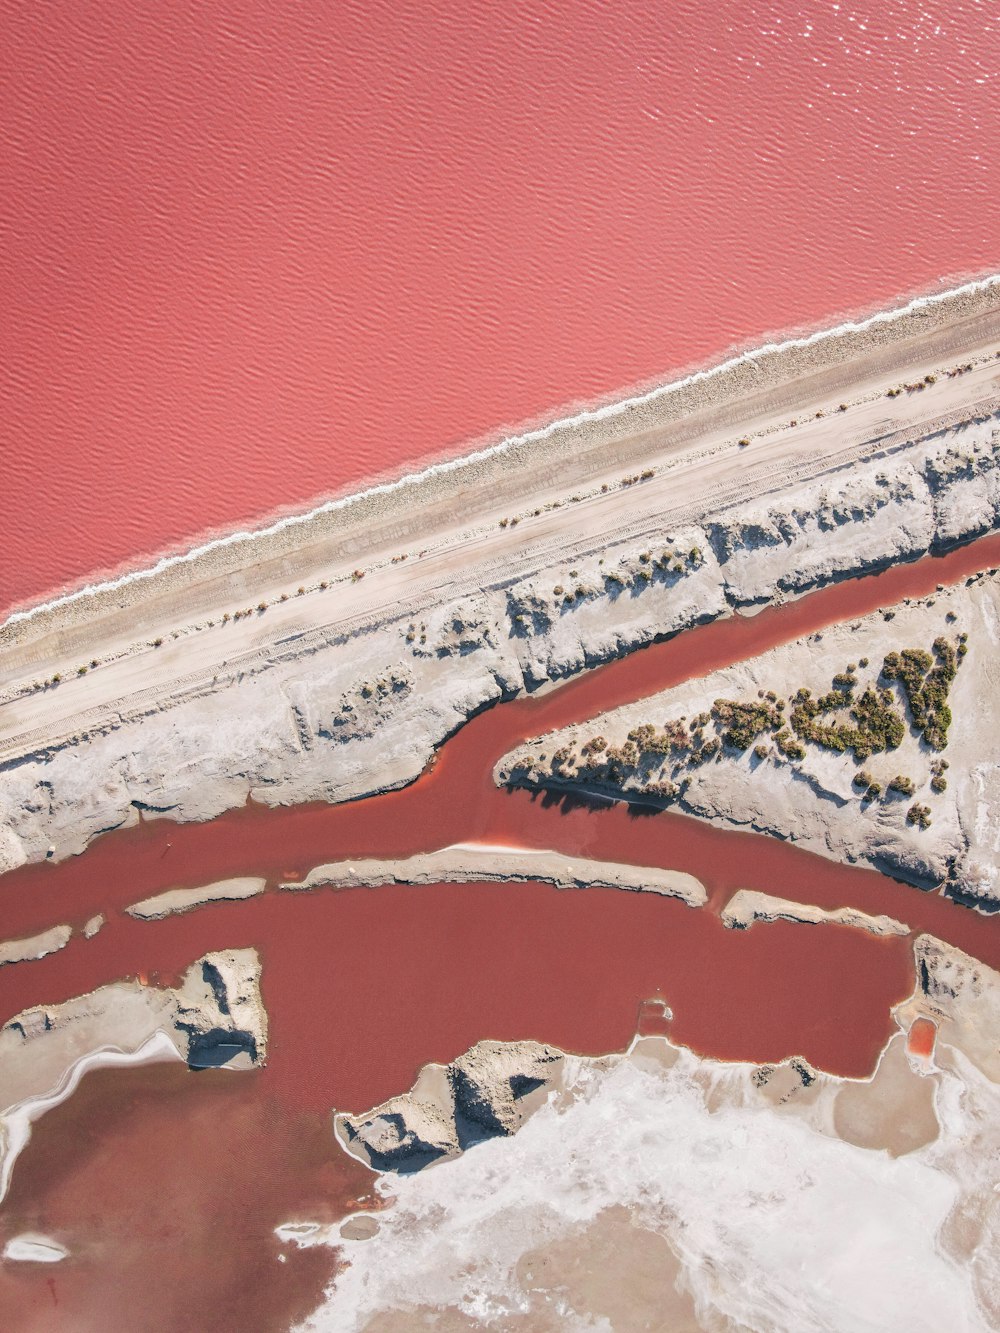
<box><xmin>832</xmin><ymin>1035</ymin><xmax>940</xmax><ymax>1157</ymax></box>
<box><xmin>0</xmin><ymin>1062</ymin><xmax>376</xmax><ymax>1333</ymax></box>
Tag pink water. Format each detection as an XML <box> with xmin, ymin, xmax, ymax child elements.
<box><xmin>4</xmin><ymin>0</ymin><xmax>1000</xmax><ymax>618</ymax></box>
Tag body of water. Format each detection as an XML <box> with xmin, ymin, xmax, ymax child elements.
<box><xmin>5</xmin><ymin>0</ymin><xmax>1000</xmax><ymax>616</ymax></box>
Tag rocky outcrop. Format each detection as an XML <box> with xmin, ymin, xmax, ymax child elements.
<box><xmin>895</xmin><ymin>934</ymin><xmax>1000</xmax><ymax>1081</ymax></box>
<box><xmin>450</xmin><ymin>1040</ymin><xmax>563</xmax><ymax>1139</ymax></box>
<box><xmin>336</xmin><ymin>1040</ymin><xmax>564</xmax><ymax>1173</ymax></box>
<box><xmin>721</xmin><ymin>890</ymin><xmax>909</xmax><ymax>937</ymax></box>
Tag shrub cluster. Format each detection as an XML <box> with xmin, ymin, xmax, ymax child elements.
<box><xmin>625</xmin><ymin>722</ymin><xmax>690</xmax><ymax>756</ymax></box>
<box><xmin>881</xmin><ymin>637</ymin><xmax>958</xmax><ymax>750</ymax></box>
<box><xmin>790</xmin><ymin>684</ymin><xmax>903</xmax><ymax>761</ymax></box>
<box><xmin>711</xmin><ymin>699</ymin><xmax>781</xmax><ymax>750</ymax></box>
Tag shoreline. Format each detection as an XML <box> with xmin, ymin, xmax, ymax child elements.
<box><xmin>5</xmin><ymin>270</ymin><xmax>1000</xmax><ymax>643</ymax></box>
<box><xmin>3</xmin><ymin>280</ymin><xmax>1000</xmax><ymax>876</ymax></box>
<box><xmin>495</xmin><ymin>572</ymin><xmax>1000</xmax><ymax>908</ymax></box>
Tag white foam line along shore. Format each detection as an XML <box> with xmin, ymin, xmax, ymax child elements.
<box><xmin>0</xmin><ymin>1031</ymin><xmax>180</xmax><ymax>1203</ymax></box>
<box><xmin>6</xmin><ymin>271</ymin><xmax>999</xmax><ymax>631</ymax></box>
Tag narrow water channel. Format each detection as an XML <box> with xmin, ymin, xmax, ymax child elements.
<box><xmin>2</xmin><ymin>535</ymin><xmax>999</xmax><ymax>1331</ymax></box>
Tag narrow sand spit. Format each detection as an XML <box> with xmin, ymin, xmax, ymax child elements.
<box><xmin>721</xmin><ymin>890</ymin><xmax>909</xmax><ymax>938</ymax></box>
<box><xmin>126</xmin><ymin>876</ymin><xmax>267</xmax><ymax>919</ymax></box>
<box><xmin>282</xmin><ymin>847</ymin><xmax>707</xmax><ymax>907</ymax></box>
<box><xmin>0</xmin><ymin>924</ymin><xmax>73</xmax><ymax>968</ymax></box>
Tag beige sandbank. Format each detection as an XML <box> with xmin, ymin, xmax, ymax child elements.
<box><xmin>126</xmin><ymin>876</ymin><xmax>267</xmax><ymax>920</ymax></box>
<box><xmin>282</xmin><ymin>845</ymin><xmax>707</xmax><ymax>907</ymax></box>
<box><xmin>721</xmin><ymin>889</ymin><xmax>909</xmax><ymax>938</ymax></box>
<box><xmin>0</xmin><ymin>923</ymin><xmax>73</xmax><ymax>968</ymax></box>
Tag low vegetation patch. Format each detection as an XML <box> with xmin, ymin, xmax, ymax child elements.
<box><xmin>881</xmin><ymin>637</ymin><xmax>960</xmax><ymax>750</ymax></box>
<box><xmin>509</xmin><ymin>633</ymin><xmax>966</xmax><ymax>816</ymax></box>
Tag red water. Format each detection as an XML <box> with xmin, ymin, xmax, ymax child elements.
<box><xmin>907</xmin><ymin>1016</ymin><xmax>937</xmax><ymax>1059</ymax></box>
<box><xmin>5</xmin><ymin>0</ymin><xmax>1000</xmax><ymax>617</ymax></box>
<box><xmin>2</xmin><ymin>536</ymin><xmax>999</xmax><ymax>1104</ymax></box>
<box><xmin>0</xmin><ymin>1063</ymin><xmax>379</xmax><ymax>1333</ymax></box>
<box><xmin>2</xmin><ymin>545</ymin><xmax>999</xmax><ymax>1327</ymax></box>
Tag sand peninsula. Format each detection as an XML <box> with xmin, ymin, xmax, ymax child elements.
<box><xmin>495</xmin><ymin>572</ymin><xmax>1000</xmax><ymax>907</ymax></box>
<box><xmin>2</xmin><ymin>279</ymin><xmax>1000</xmax><ymax>876</ymax></box>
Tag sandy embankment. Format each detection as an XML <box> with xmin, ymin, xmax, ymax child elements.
<box><xmin>2</xmin><ymin>283</ymin><xmax>1000</xmax><ymax>872</ymax></box>
<box><xmin>281</xmin><ymin>846</ymin><xmax>706</xmax><ymax>906</ymax></box>
<box><xmin>497</xmin><ymin>572</ymin><xmax>1000</xmax><ymax>906</ymax></box>
<box><xmin>0</xmin><ymin>924</ymin><xmax>73</xmax><ymax>967</ymax></box>
<box><xmin>127</xmin><ymin>876</ymin><xmax>267</xmax><ymax>919</ymax></box>
<box><xmin>118</xmin><ymin>849</ymin><xmax>704</xmax><ymax>923</ymax></box>
<box><xmin>721</xmin><ymin>890</ymin><xmax>909</xmax><ymax>937</ymax></box>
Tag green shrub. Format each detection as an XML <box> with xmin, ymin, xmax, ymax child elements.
<box><xmin>881</xmin><ymin>638</ymin><xmax>958</xmax><ymax>749</ymax></box>
<box><xmin>907</xmin><ymin>803</ymin><xmax>932</xmax><ymax>829</ymax></box>
<box><xmin>711</xmin><ymin>698</ymin><xmax>780</xmax><ymax>750</ymax></box>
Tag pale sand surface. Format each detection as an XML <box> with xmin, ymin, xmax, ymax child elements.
<box><xmin>833</xmin><ymin>1033</ymin><xmax>939</xmax><ymax>1157</ymax></box>
<box><xmin>2</xmin><ymin>286</ymin><xmax>999</xmax><ymax>752</ymax></box>
<box><xmin>360</xmin><ymin>1208</ymin><xmax>701</xmax><ymax>1333</ymax></box>
<box><xmin>722</xmin><ymin>889</ymin><xmax>910</xmax><ymax>938</ymax></box>
<box><xmin>0</xmin><ymin>923</ymin><xmax>73</xmax><ymax>968</ymax></box>
<box><xmin>283</xmin><ymin>846</ymin><xmax>707</xmax><ymax>906</ymax></box>
<box><xmin>126</xmin><ymin>875</ymin><xmax>267</xmax><ymax>920</ymax></box>
<box><xmin>307</xmin><ymin>942</ymin><xmax>993</xmax><ymax>1331</ymax></box>
<box><xmin>82</xmin><ymin>913</ymin><xmax>105</xmax><ymax>938</ymax></box>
